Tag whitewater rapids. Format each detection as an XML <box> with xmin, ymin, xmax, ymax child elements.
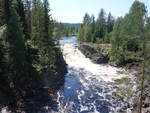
<box><xmin>56</xmin><ymin>37</ymin><xmax>135</xmax><ymax>113</ymax></box>
<box><xmin>61</xmin><ymin>43</ymin><xmax>131</xmax><ymax>82</ymax></box>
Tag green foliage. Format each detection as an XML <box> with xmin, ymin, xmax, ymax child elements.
<box><xmin>5</xmin><ymin>0</ymin><xmax>31</xmax><ymax>86</ymax></box>
<box><xmin>0</xmin><ymin>0</ymin><xmax>67</xmax><ymax>90</ymax></box>
<box><xmin>95</xmin><ymin>9</ymin><xmax>107</xmax><ymax>41</ymax></box>
<box><xmin>0</xmin><ymin>26</ymin><xmax>6</xmax><ymax>75</ymax></box>
<box><xmin>79</xmin><ymin>10</ymin><xmax>114</xmax><ymax>43</ymax></box>
<box><xmin>53</xmin><ymin>22</ymin><xmax>79</xmax><ymax>39</ymax></box>
<box><xmin>0</xmin><ymin>0</ymin><xmax>5</xmax><ymax>26</ymax></box>
<box><xmin>115</xmin><ymin>77</ymin><xmax>131</xmax><ymax>84</ymax></box>
<box><xmin>78</xmin><ymin>1</ymin><xmax>149</xmax><ymax>68</ymax></box>
<box><xmin>110</xmin><ymin>51</ymin><xmax>125</xmax><ymax>66</ymax></box>
<box><xmin>107</xmin><ymin>13</ymin><xmax>114</xmax><ymax>33</ymax></box>
<box><xmin>79</xmin><ymin>13</ymin><xmax>95</xmax><ymax>42</ymax></box>
<box><xmin>110</xmin><ymin>0</ymin><xmax>147</xmax><ymax>65</ymax></box>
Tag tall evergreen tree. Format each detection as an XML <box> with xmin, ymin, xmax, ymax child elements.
<box><xmin>79</xmin><ymin>13</ymin><xmax>92</xmax><ymax>42</ymax></box>
<box><xmin>43</xmin><ymin>0</ymin><xmax>49</xmax><ymax>39</ymax></box>
<box><xmin>24</xmin><ymin>0</ymin><xmax>32</xmax><ymax>39</ymax></box>
<box><xmin>0</xmin><ymin>26</ymin><xmax>6</xmax><ymax>78</ymax></box>
<box><xmin>16</xmin><ymin>0</ymin><xmax>29</xmax><ymax>41</ymax></box>
<box><xmin>0</xmin><ymin>0</ymin><xmax>5</xmax><ymax>26</ymax></box>
<box><xmin>31</xmin><ymin>0</ymin><xmax>45</xmax><ymax>46</ymax></box>
<box><xmin>83</xmin><ymin>13</ymin><xmax>91</xmax><ymax>25</ymax></box>
<box><xmin>90</xmin><ymin>15</ymin><xmax>96</xmax><ymax>42</ymax></box>
<box><xmin>95</xmin><ymin>9</ymin><xmax>107</xmax><ymax>40</ymax></box>
<box><xmin>107</xmin><ymin>12</ymin><xmax>114</xmax><ymax>33</ymax></box>
<box><xmin>4</xmin><ymin>0</ymin><xmax>30</xmax><ymax>86</ymax></box>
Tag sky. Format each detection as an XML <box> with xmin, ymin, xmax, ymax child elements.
<box><xmin>50</xmin><ymin>0</ymin><xmax>150</xmax><ymax>23</ymax></box>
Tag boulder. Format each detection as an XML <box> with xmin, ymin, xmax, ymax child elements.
<box><xmin>79</xmin><ymin>44</ymin><xmax>97</xmax><ymax>57</ymax></box>
<box><xmin>92</xmin><ymin>54</ymin><xmax>109</xmax><ymax>64</ymax></box>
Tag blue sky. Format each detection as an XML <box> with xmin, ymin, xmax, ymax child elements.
<box><xmin>50</xmin><ymin>0</ymin><xmax>150</xmax><ymax>23</ymax></box>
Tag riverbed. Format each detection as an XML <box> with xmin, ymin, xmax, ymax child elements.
<box><xmin>0</xmin><ymin>36</ymin><xmax>137</xmax><ymax>113</ymax></box>
<box><xmin>56</xmin><ymin>36</ymin><xmax>136</xmax><ymax>113</ymax></box>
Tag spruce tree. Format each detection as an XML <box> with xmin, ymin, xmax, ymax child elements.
<box><xmin>90</xmin><ymin>15</ymin><xmax>96</xmax><ymax>42</ymax></box>
<box><xmin>4</xmin><ymin>0</ymin><xmax>29</xmax><ymax>87</ymax></box>
<box><xmin>83</xmin><ymin>13</ymin><xmax>91</xmax><ymax>25</ymax></box>
<box><xmin>0</xmin><ymin>26</ymin><xmax>5</xmax><ymax>77</ymax></box>
<box><xmin>95</xmin><ymin>9</ymin><xmax>107</xmax><ymax>41</ymax></box>
<box><xmin>17</xmin><ymin>0</ymin><xmax>29</xmax><ymax>41</ymax></box>
<box><xmin>107</xmin><ymin>12</ymin><xmax>114</xmax><ymax>33</ymax></box>
<box><xmin>0</xmin><ymin>0</ymin><xmax>5</xmax><ymax>26</ymax></box>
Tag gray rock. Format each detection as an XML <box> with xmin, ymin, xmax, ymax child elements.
<box><xmin>79</xmin><ymin>44</ymin><xmax>109</xmax><ymax>64</ymax></box>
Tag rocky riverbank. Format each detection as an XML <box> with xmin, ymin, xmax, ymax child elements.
<box><xmin>79</xmin><ymin>43</ymin><xmax>140</xmax><ymax>68</ymax></box>
<box><xmin>79</xmin><ymin>43</ymin><xmax>109</xmax><ymax>64</ymax></box>
<box><xmin>79</xmin><ymin>43</ymin><xmax>150</xmax><ymax>113</ymax></box>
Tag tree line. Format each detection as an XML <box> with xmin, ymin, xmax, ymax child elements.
<box><xmin>79</xmin><ymin>1</ymin><xmax>150</xmax><ymax>66</ymax></box>
<box><xmin>79</xmin><ymin>1</ymin><xmax>150</xmax><ymax>112</ymax></box>
<box><xmin>0</xmin><ymin>0</ymin><xmax>67</xmax><ymax>108</ymax></box>
<box><xmin>79</xmin><ymin>9</ymin><xmax>114</xmax><ymax>43</ymax></box>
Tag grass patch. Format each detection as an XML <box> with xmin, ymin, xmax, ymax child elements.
<box><xmin>116</xmin><ymin>88</ymin><xmax>134</xmax><ymax>98</ymax></box>
<box><xmin>115</xmin><ymin>77</ymin><xmax>131</xmax><ymax>84</ymax></box>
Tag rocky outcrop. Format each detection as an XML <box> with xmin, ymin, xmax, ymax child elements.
<box><xmin>42</xmin><ymin>50</ymin><xmax>68</xmax><ymax>90</ymax></box>
<box><xmin>92</xmin><ymin>53</ymin><xmax>109</xmax><ymax>64</ymax></box>
<box><xmin>79</xmin><ymin>43</ymin><xmax>109</xmax><ymax>64</ymax></box>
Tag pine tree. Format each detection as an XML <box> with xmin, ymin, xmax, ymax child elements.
<box><xmin>16</xmin><ymin>0</ymin><xmax>29</xmax><ymax>41</ymax></box>
<box><xmin>4</xmin><ymin>0</ymin><xmax>10</xmax><ymax>24</ymax></box>
<box><xmin>107</xmin><ymin>12</ymin><xmax>114</xmax><ymax>33</ymax></box>
<box><xmin>95</xmin><ymin>9</ymin><xmax>107</xmax><ymax>41</ymax></box>
<box><xmin>0</xmin><ymin>26</ymin><xmax>5</xmax><ymax>76</ymax></box>
<box><xmin>4</xmin><ymin>0</ymin><xmax>30</xmax><ymax>87</ymax></box>
<box><xmin>0</xmin><ymin>0</ymin><xmax>5</xmax><ymax>26</ymax></box>
<box><xmin>43</xmin><ymin>0</ymin><xmax>49</xmax><ymax>39</ymax></box>
<box><xmin>79</xmin><ymin>13</ymin><xmax>92</xmax><ymax>42</ymax></box>
<box><xmin>24</xmin><ymin>0</ymin><xmax>32</xmax><ymax>39</ymax></box>
<box><xmin>83</xmin><ymin>13</ymin><xmax>91</xmax><ymax>25</ymax></box>
<box><xmin>31</xmin><ymin>0</ymin><xmax>45</xmax><ymax>47</ymax></box>
<box><xmin>90</xmin><ymin>15</ymin><xmax>96</xmax><ymax>42</ymax></box>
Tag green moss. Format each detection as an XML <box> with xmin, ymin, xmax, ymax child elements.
<box><xmin>115</xmin><ymin>77</ymin><xmax>131</xmax><ymax>84</ymax></box>
<box><xmin>116</xmin><ymin>88</ymin><xmax>134</xmax><ymax>98</ymax></box>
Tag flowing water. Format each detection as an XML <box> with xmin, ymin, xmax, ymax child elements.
<box><xmin>56</xmin><ymin>37</ymin><xmax>135</xmax><ymax>113</ymax></box>
<box><xmin>0</xmin><ymin>36</ymin><xmax>135</xmax><ymax>113</ymax></box>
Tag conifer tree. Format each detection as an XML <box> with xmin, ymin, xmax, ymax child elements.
<box><xmin>0</xmin><ymin>0</ymin><xmax>5</xmax><ymax>26</ymax></box>
<box><xmin>4</xmin><ymin>0</ymin><xmax>29</xmax><ymax>86</ymax></box>
<box><xmin>90</xmin><ymin>15</ymin><xmax>96</xmax><ymax>42</ymax></box>
<box><xmin>107</xmin><ymin>12</ymin><xmax>114</xmax><ymax>33</ymax></box>
<box><xmin>17</xmin><ymin>0</ymin><xmax>29</xmax><ymax>41</ymax></box>
<box><xmin>95</xmin><ymin>9</ymin><xmax>107</xmax><ymax>41</ymax></box>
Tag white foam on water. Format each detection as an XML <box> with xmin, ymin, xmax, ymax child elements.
<box><xmin>61</xmin><ymin>44</ymin><xmax>132</xmax><ymax>82</ymax></box>
<box><xmin>57</xmin><ymin>40</ymin><xmax>136</xmax><ymax>113</ymax></box>
<box><xmin>1</xmin><ymin>107</ymin><xmax>11</xmax><ymax>113</ymax></box>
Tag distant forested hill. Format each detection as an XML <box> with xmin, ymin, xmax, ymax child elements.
<box><xmin>62</xmin><ymin>23</ymin><xmax>81</xmax><ymax>27</ymax></box>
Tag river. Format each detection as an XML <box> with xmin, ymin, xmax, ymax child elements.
<box><xmin>56</xmin><ymin>36</ymin><xmax>136</xmax><ymax>113</ymax></box>
<box><xmin>0</xmin><ymin>36</ymin><xmax>136</xmax><ymax>113</ymax></box>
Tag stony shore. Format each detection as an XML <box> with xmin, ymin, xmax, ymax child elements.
<box><xmin>78</xmin><ymin>43</ymin><xmax>150</xmax><ymax>113</ymax></box>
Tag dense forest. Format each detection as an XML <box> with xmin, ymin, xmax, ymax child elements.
<box><xmin>79</xmin><ymin>1</ymin><xmax>150</xmax><ymax>66</ymax></box>
<box><xmin>0</xmin><ymin>0</ymin><xmax>150</xmax><ymax>112</ymax></box>
<box><xmin>78</xmin><ymin>0</ymin><xmax>150</xmax><ymax>112</ymax></box>
<box><xmin>0</xmin><ymin>0</ymin><xmax>67</xmax><ymax>112</ymax></box>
